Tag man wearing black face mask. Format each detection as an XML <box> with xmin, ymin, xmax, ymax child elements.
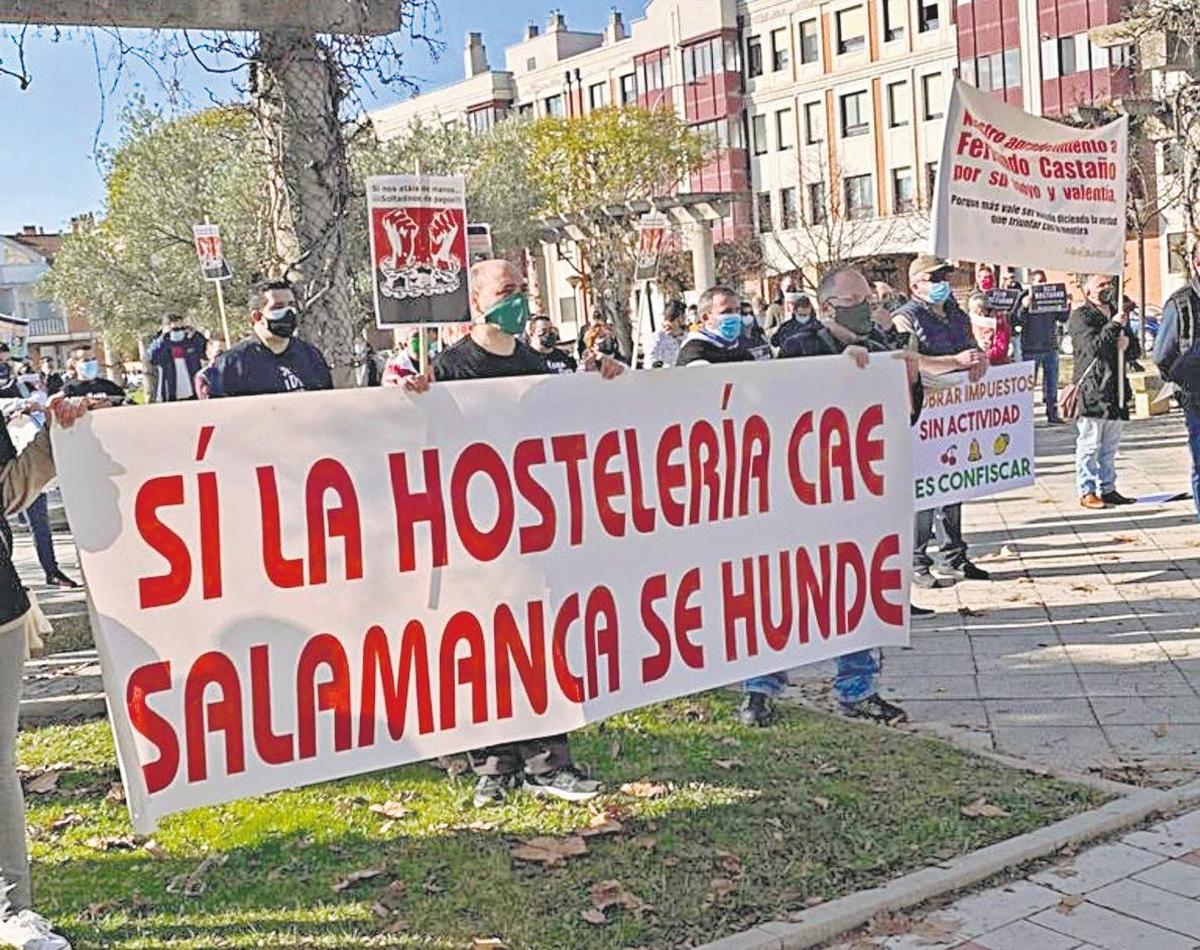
<box><xmin>146</xmin><ymin>315</ymin><xmax>207</xmax><ymax>402</ymax></box>
<box><xmin>527</xmin><ymin>316</ymin><xmax>577</xmax><ymax>375</ymax></box>
<box><xmin>216</xmin><ymin>279</ymin><xmax>333</xmax><ymax>397</ymax></box>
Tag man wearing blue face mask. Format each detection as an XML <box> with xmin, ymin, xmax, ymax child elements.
<box><xmin>146</xmin><ymin>315</ymin><xmax>207</xmax><ymax>402</ymax></box>
<box><xmin>676</xmin><ymin>286</ymin><xmax>756</xmax><ymax>367</ymax></box>
<box><xmin>216</xmin><ymin>279</ymin><xmax>332</xmax><ymax>397</ymax></box>
<box><xmin>401</xmin><ymin>258</ymin><xmax>623</xmax><ymax>809</ymax></box>
<box><xmin>62</xmin><ymin>349</ymin><xmax>126</xmax><ymax>402</ymax></box>
<box><xmin>893</xmin><ymin>256</ymin><xmax>991</xmax><ymax>590</ymax></box>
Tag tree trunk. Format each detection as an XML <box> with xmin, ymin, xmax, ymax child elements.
<box><xmin>254</xmin><ymin>30</ymin><xmax>354</xmax><ymax>387</ymax></box>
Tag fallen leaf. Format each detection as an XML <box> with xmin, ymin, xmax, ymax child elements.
<box><xmin>1057</xmin><ymin>894</ymin><xmax>1086</xmax><ymax>915</ymax></box>
<box><xmin>816</xmin><ymin>763</ymin><xmax>840</xmax><ymax>775</ymax></box>
<box><xmin>470</xmin><ymin>939</ymin><xmax>506</xmax><ymax>949</ymax></box>
<box><xmin>26</xmin><ymin>771</ymin><xmax>61</xmax><ymax>794</ymax></box>
<box><xmin>1112</xmin><ymin>535</ymin><xmax>1138</xmax><ymax>544</ymax></box>
<box><xmin>805</xmin><ymin>896</ymin><xmax>825</xmax><ymax>907</ymax></box>
<box><xmin>331</xmin><ymin>868</ymin><xmax>386</xmax><ymax>893</ymax></box>
<box><xmin>715</xmin><ymin>852</ymin><xmax>742</xmax><ymax>876</ymax></box>
<box><xmin>590</xmin><ymin>879</ymin><xmax>651</xmax><ymax>916</ymax></box>
<box><xmin>50</xmin><ymin>811</ymin><xmax>84</xmax><ymax>832</ymax></box>
<box><xmin>812</xmin><ymin>796</ymin><xmax>831</xmax><ymax>812</ymax></box>
<box><xmin>960</xmin><ymin>798</ymin><xmax>1010</xmax><ymax>819</ymax></box>
<box><xmin>581</xmin><ymin>909</ymin><xmax>608</xmax><ymax>926</ymax></box>
<box><xmin>372</xmin><ymin>901</ymin><xmax>392</xmax><ymax>919</ymax></box>
<box><xmin>85</xmin><ymin>835</ymin><xmax>138</xmax><ymax>852</ymax></box>
<box><xmin>106</xmin><ymin>783</ymin><xmax>126</xmax><ymax>803</ymax></box>
<box><xmin>714</xmin><ymin>759</ymin><xmax>744</xmax><ymax>770</ymax></box>
<box><xmin>1153</xmin><ymin>724</ymin><xmax>1169</xmax><ymax>738</ymax></box>
<box><xmin>662</xmin><ymin>856</ymin><xmax>679</xmax><ymax>867</ymax></box>
<box><xmin>868</xmin><ymin>911</ymin><xmax>914</xmax><ymax>936</ymax></box>
<box><xmin>579</xmin><ymin>813</ymin><xmax>624</xmax><ymax>837</ymax></box>
<box><xmin>620</xmin><ymin>780</ymin><xmax>668</xmax><ymax>799</ymax></box>
<box><xmin>632</xmin><ymin>835</ymin><xmax>657</xmax><ymax>850</ymax></box>
<box><xmin>609</xmin><ymin>738</ymin><xmax>623</xmax><ymax>760</ymax></box>
<box><xmin>375</xmin><ymin>879</ymin><xmax>407</xmax><ymax>910</ymax></box>
<box><xmin>719</xmin><ymin>736</ymin><xmax>742</xmax><ymax>748</ymax></box>
<box><xmin>166</xmin><ymin>854</ymin><xmax>228</xmax><ymax>897</ymax></box>
<box><xmin>957</xmin><ymin>606</ymin><xmax>984</xmax><ymax>618</ymax></box>
<box><xmin>1053</xmin><ymin>866</ymin><xmax>1079</xmax><ymax>879</ymax></box>
<box><xmin>1071</xmin><ymin>583</ymin><xmax>1096</xmax><ymax>593</ymax></box>
<box><xmin>706</xmin><ymin>878</ymin><xmax>736</xmax><ymax>903</ymax></box>
<box><xmin>369</xmin><ymin>800</ymin><xmax>410</xmax><ymax>820</ymax></box>
<box><xmin>142</xmin><ymin>839</ymin><xmax>170</xmax><ymax>859</ymax></box>
<box><xmin>912</xmin><ymin>916</ymin><xmax>962</xmax><ymax>940</ymax></box>
<box><xmin>460</xmin><ymin>820</ymin><xmax>497</xmax><ymax>833</ymax></box>
<box><xmin>510</xmin><ymin>835</ymin><xmax>588</xmax><ymax>866</ymax></box>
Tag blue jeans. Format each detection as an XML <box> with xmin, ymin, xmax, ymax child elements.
<box><xmin>1075</xmin><ymin>417</ymin><xmax>1124</xmax><ymax>497</ymax></box>
<box><xmin>24</xmin><ymin>493</ymin><xmax>59</xmax><ymax>579</ymax></box>
<box><xmin>744</xmin><ymin>650</ymin><xmax>878</xmax><ymax>706</ymax></box>
<box><xmin>1186</xmin><ymin>407</ymin><xmax>1200</xmax><ymax>521</ymax></box>
<box><xmin>1029</xmin><ymin>350</ymin><xmax>1060</xmax><ymax>420</ymax></box>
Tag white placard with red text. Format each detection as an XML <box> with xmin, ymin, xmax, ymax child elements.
<box><xmin>932</xmin><ymin>79</ymin><xmax>1128</xmax><ymax>274</ymax></box>
<box><xmin>54</xmin><ymin>358</ymin><xmax>913</xmax><ymax>831</ymax></box>
<box><xmin>914</xmin><ymin>361</ymin><xmax>1036</xmax><ymax>510</ymax></box>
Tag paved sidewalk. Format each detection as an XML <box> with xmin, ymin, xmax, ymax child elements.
<box><xmin>830</xmin><ymin>805</ymin><xmax>1200</xmax><ymax>949</ymax></box>
<box><xmin>787</xmin><ymin>411</ymin><xmax>1200</xmax><ymax>786</ymax></box>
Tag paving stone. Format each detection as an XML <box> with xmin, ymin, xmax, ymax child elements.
<box><xmin>882</xmin><ymin>653</ymin><xmax>978</xmax><ymax>677</ymax></box>
<box><xmin>1104</xmin><ymin>724</ymin><xmax>1200</xmax><ymax>756</ymax></box>
<box><xmin>990</xmin><ymin>725</ymin><xmax>1113</xmax><ymax>766</ymax></box>
<box><xmin>971</xmin><ymin>918</ymin><xmax>1084</xmax><ymax>950</ymax></box>
<box><xmin>1087</xmin><ymin>878</ymin><xmax>1200</xmax><ymax>938</ymax></box>
<box><xmin>1123</xmin><ymin>811</ymin><xmax>1200</xmax><ymax>857</ymax></box>
<box><xmin>1030</xmin><ymin>842</ymin><xmax>1164</xmax><ymax>895</ymax></box>
<box><xmin>984</xmin><ymin>699</ymin><xmax>1096</xmax><ymax>728</ymax></box>
<box><xmin>880</xmin><ymin>675</ymin><xmax>980</xmax><ymax>702</ymax></box>
<box><xmin>1077</xmin><ymin>670</ymin><xmax>1195</xmax><ymax>697</ymax></box>
<box><xmin>1089</xmin><ymin>695</ymin><xmax>1200</xmax><ymax>726</ymax></box>
<box><xmin>1132</xmin><ymin>859</ymin><xmax>1200</xmax><ymax>899</ymax></box>
<box><xmin>1030</xmin><ymin>900</ymin><xmax>1199</xmax><ymax>950</ymax></box>
<box><xmin>933</xmin><ymin>881</ymin><xmax>1063</xmax><ymax>938</ymax></box>
<box><xmin>894</xmin><ymin>700</ymin><xmax>989</xmax><ymax>729</ymax></box>
<box><xmin>976</xmin><ymin>673</ymin><xmax>1086</xmax><ymax>700</ymax></box>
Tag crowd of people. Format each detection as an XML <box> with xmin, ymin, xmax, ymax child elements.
<box><xmin>0</xmin><ymin>247</ymin><xmax>1198</xmax><ymax>940</ymax></box>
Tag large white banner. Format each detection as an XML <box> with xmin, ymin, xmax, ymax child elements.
<box><xmin>914</xmin><ymin>362</ymin><xmax>1036</xmax><ymax>510</ymax></box>
<box><xmin>53</xmin><ymin>358</ymin><xmax>913</xmax><ymax>831</ymax></box>
<box><xmin>932</xmin><ymin>79</ymin><xmax>1128</xmax><ymax>274</ymax></box>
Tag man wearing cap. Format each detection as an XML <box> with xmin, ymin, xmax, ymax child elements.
<box><xmin>893</xmin><ymin>256</ymin><xmax>991</xmax><ymax>590</ymax></box>
<box><xmin>770</xmin><ymin>288</ymin><xmax>822</xmax><ymax>358</ymax></box>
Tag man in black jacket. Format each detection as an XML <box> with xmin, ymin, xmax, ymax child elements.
<box><xmin>1068</xmin><ymin>274</ymin><xmax>1140</xmax><ymax>510</ymax></box>
<box><xmin>1153</xmin><ymin>244</ymin><xmax>1200</xmax><ymax>520</ymax></box>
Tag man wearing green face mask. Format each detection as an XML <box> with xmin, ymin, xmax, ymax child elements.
<box><xmin>401</xmin><ymin>258</ymin><xmax>623</xmax><ymax>807</ymax></box>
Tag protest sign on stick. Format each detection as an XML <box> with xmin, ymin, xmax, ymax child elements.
<box><xmin>193</xmin><ymin>223</ymin><xmax>232</xmax><ymax>346</ymax></box>
<box><xmin>931</xmin><ymin>80</ymin><xmax>1128</xmax><ymax>275</ymax></box>
<box><xmin>914</xmin><ymin>362</ymin><xmax>1036</xmax><ymax>510</ymax></box>
<box><xmin>367</xmin><ymin>175</ymin><xmax>470</xmax><ymax>328</ymax></box>
<box><xmin>1028</xmin><ymin>283</ymin><xmax>1069</xmax><ymax>315</ymax></box>
<box><xmin>54</xmin><ymin>359</ymin><xmax>913</xmax><ymax>831</ymax></box>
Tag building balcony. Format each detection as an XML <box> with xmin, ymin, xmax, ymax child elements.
<box><xmin>28</xmin><ymin>314</ymin><xmax>68</xmax><ymax>340</ymax></box>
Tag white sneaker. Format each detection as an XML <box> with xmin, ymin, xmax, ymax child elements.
<box><xmin>0</xmin><ymin>910</ymin><xmax>72</xmax><ymax>950</ymax></box>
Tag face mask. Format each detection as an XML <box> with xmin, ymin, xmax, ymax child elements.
<box><xmin>265</xmin><ymin>306</ymin><xmax>298</xmax><ymax>339</ymax></box>
<box><xmin>834</xmin><ymin>301</ymin><xmax>875</xmax><ymax>336</ymax></box>
<box><xmin>597</xmin><ymin>337</ymin><xmax>619</xmax><ymax>355</ymax></box>
<box><xmin>784</xmin><ymin>292</ymin><xmax>804</xmax><ymax>306</ymax></box>
<box><xmin>79</xmin><ymin>360</ymin><xmax>100</xmax><ymax>381</ymax></box>
<box><xmin>717</xmin><ymin>314</ymin><xmax>743</xmax><ymax>343</ymax></box>
<box><xmin>169</xmin><ymin>329</ymin><xmax>186</xmax><ymax>343</ymax></box>
<box><xmin>741</xmin><ymin>313</ymin><xmax>755</xmax><ymax>328</ymax></box>
<box><xmin>484</xmin><ymin>293</ymin><xmax>530</xmax><ymax>336</ymax></box>
<box><xmin>926</xmin><ymin>281</ymin><xmax>952</xmax><ymax>305</ymax></box>
<box><xmin>538</xmin><ymin>329</ymin><xmax>559</xmax><ymax>347</ymax></box>
<box><xmin>977</xmin><ymin>273</ymin><xmax>996</xmax><ymax>292</ymax></box>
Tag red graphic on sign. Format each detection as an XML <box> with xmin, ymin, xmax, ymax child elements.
<box><xmin>371</xmin><ymin>205</ymin><xmax>467</xmax><ymax>302</ymax></box>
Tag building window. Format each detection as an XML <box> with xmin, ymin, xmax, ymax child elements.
<box><xmin>757</xmin><ymin>192</ymin><xmax>773</xmax><ymax>233</ymax></box>
<box><xmin>683</xmin><ymin>36</ymin><xmax>725</xmax><ymax>83</ymax></box>
<box><xmin>922</xmin><ymin>74</ymin><xmax>944</xmax><ymax>120</ymax></box>
<box><xmin>892</xmin><ymin>167</ymin><xmax>916</xmax><ymax>212</ymax></box>
<box><xmin>883</xmin><ymin>0</ymin><xmax>905</xmax><ymax>42</ymax></box>
<box><xmin>1058</xmin><ymin>36</ymin><xmax>1078</xmax><ymax>76</ymax></box>
<box><xmin>517</xmin><ymin>102</ymin><xmax>534</xmax><ymax>119</ymax></box>
<box><xmin>776</xmin><ymin>108</ymin><xmax>794</xmax><ymax>150</ymax></box>
<box><xmin>804</xmin><ymin>101</ymin><xmax>824</xmax><ymax>144</ymax></box>
<box><xmin>589</xmin><ymin>81</ymin><xmax>608</xmax><ymax>110</ymax></box>
<box><xmin>1112</xmin><ymin>43</ymin><xmax>1135</xmax><ymax>69</ymax></box>
<box><xmin>845</xmin><ymin>174</ymin><xmax>874</xmax><ymax>219</ymax></box>
<box><xmin>467</xmin><ymin>108</ymin><xmax>496</xmax><ymax>134</ymax></box>
<box><xmin>752</xmin><ymin>113</ymin><xmax>769</xmax><ymax>155</ymax></box>
<box><xmin>887</xmin><ymin>82</ymin><xmax>910</xmax><ymax>127</ymax></box>
<box><xmin>771</xmin><ymin>27</ymin><xmax>790</xmax><ymax>71</ymax></box>
<box><xmin>1169</xmin><ymin>232</ymin><xmax>1188</xmax><ymax>274</ymax></box>
<box><xmin>544</xmin><ymin>94</ymin><xmax>564</xmax><ymax>118</ymax></box>
<box><xmin>837</xmin><ymin>6</ymin><xmax>867</xmax><ymax>55</ymax></box>
<box><xmin>780</xmin><ymin>187</ymin><xmax>798</xmax><ymax>230</ymax></box>
<box><xmin>526</xmin><ymin>57</ymin><xmax>537</xmax><ymax>71</ymax></box>
<box><xmin>807</xmin><ymin>181</ymin><xmax>827</xmax><ymax>224</ymax></box>
<box><xmin>746</xmin><ymin>35</ymin><xmax>763</xmax><ymax>78</ymax></box>
<box><xmin>917</xmin><ymin>2</ymin><xmax>939</xmax><ymax>33</ymax></box>
<box><xmin>926</xmin><ymin>161</ymin><xmax>939</xmax><ymax>200</ymax></box>
<box><xmin>1003</xmin><ymin>48</ymin><xmax>1021</xmax><ymax>88</ymax></box>
<box><xmin>638</xmin><ymin>51</ymin><xmax>668</xmax><ymax>93</ymax></box>
<box><xmin>840</xmin><ymin>91</ymin><xmax>869</xmax><ymax>137</ymax></box>
<box><xmin>620</xmin><ymin>73</ymin><xmax>638</xmax><ymax>105</ymax></box>
<box><xmin>799</xmin><ymin>19</ymin><xmax>819</xmax><ymax>64</ymax></box>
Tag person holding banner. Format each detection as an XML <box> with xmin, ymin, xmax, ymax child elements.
<box><xmin>216</xmin><ymin>280</ymin><xmax>333</xmax><ymax>397</ymax></box>
<box><xmin>1069</xmin><ymin>275</ymin><xmax>1140</xmax><ymax>510</ymax></box>
<box><xmin>1014</xmin><ymin>270</ymin><xmax>1068</xmax><ymax>425</ymax></box>
<box><xmin>1154</xmin><ymin>245</ymin><xmax>1200</xmax><ymax>520</ymax></box>
<box><xmin>893</xmin><ymin>256</ymin><xmax>991</xmax><ymax>589</ymax></box>
<box><xmin>527</xmin><ymin>316</ymin><xmax>578</xmax><ymax>375</ymax></box>
<box><xmin>403</xmin><ymin>258</ymin><xmax>622</xmax><ymax>808</ymax></box>
<box><xmin>0</xmin><ymin>394</ymin><xmax>102</xmax><ymax>929</ymax></box>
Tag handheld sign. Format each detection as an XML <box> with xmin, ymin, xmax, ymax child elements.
<box><xmin>985</xmin><ymin>288</ymin><xmax>1022</xmax><ymax>312</ymax></box>
<box><xmin>192</xmin><ymin>225</ymin><xmax>231</xmax><ymax>282</ymax></box>
<box><xmin>467</xmin><ymin>224</ymin><xmax>494</xmax><ymax>264</ymax></box>
<box><xmin>634</xmin><ymin>212</ymin><xmax>669</xmax><ymax>282</ymax></box>
<box><xmin>1029</xmin><ymin>283</ymin><xmax>1069</xmax><ymax>315</ymax></box>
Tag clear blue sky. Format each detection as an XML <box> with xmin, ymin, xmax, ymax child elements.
<box><xmin>0</xmin><ymin>1</ymin><xmax>644</xmax><ymax>235</ymax></box>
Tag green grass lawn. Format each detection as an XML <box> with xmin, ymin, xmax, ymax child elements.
<box><xmin>21</xmin><ymin>694</ymin><xmax>1104</xmax><ymax>949</ymax></box>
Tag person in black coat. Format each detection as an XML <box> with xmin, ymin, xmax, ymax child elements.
<box><xmin>1068</xmin><ymin>274</ymin><xmax>1141</xmax><ymax>510</ymax></box>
